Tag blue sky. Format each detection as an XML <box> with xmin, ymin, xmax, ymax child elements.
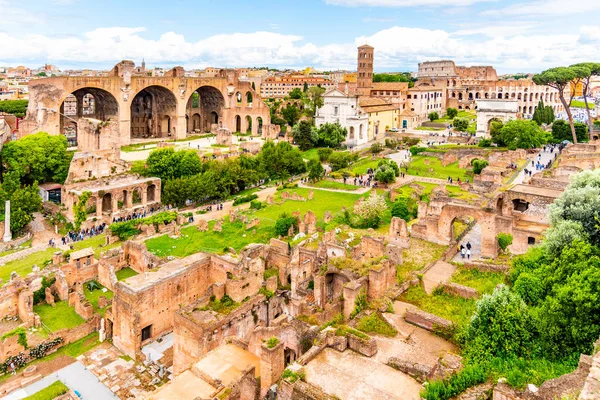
<box><xmin>1</xmin><ymin>0</ymin><xmax>599</xmax><ymax>72</ymax></box>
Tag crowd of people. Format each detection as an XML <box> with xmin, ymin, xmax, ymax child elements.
<box><xmin>54</xmin><ymin>223</ymin><xmax>108</xmax><ymax>248</ymax></box>
<box><xmin>459</xmin><ymin>242</ymin><xmax>472</xmax><ymax>259</ymax></box>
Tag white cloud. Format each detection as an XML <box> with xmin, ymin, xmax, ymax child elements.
<box><xmin>1</xmin><ymin>24</ymin><xmax>599</xmax><ymax>72</ymax></box>
<box><xmin>482</xmin><ymin>0</ymin><xmax>600</xmax><ymax>16</ymax></box>
<box><xmin>326</xmin><ymin>0</ymin><xmax>493</xmax><ymax>7</ymax></box>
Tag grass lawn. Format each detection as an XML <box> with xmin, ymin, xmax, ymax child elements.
<box><xmin>395</xmin><ymin>181</ymin><xmax>438</xmax><ymax>202</ymax></box>
<box><xmin>405</xmin><ymin>156</ymin><xmax>472</xmax><ymax>181</ymax></box>
<box><xmin>308</xmin><ymin>180</ymin><xmax>360</xmax><ymax>191</ymax></box>
<box><xmin>120</xmin><ymin>134</ymin><xmax>215</xmax><ymax>152</ymax></box>
<box><xmin>116</xmin><ymin>267</ymin><xmax>139</xmax><ymax>281</ymax></box>
<box><xmin>415</xmin><ymin>126</ymin><xmax>445</xmax><ymax>131</ymax></box>
<box><xmin>22</xmin><ymin>380</ymin><xmax>69</xmax><ymax>400</ymax></box>
<box><xmin>69</xmin><ymin>234</ymin><xmax>121</xmax><ymax>257</ymax></box>
<box><xmin>341</xmin><ymin>157</ymin><xmax>381</xmax><ymax>176</ymax></box>
<box><xmin>34</xmin><ymin>301</ymin><xmax>85</xmax><ymax>332</ymax></box>
<box><xmin>0</xmin><ymin>247</ymin><xmax>56</xmax><ymax>285</ymax></box>
<box><xmin>301</xmin><ymin>148</ymin><xmax>322</xmax><ymax>162</ymax></box>
<box><xmin>397</xmin><ymin>239</ymin><xmax>447</xmax><ymax>283</ymax></box>
<box><xmin>450</xmin><ymin>267</ymin><xmax>506</xmax><ymax>294</ymax></box>
<box><xmin>433</xmin><ymin>110</ymin><xmax>477</xmax><ymax>123</ymax></box>
<box><xmin>83</xmin><ymin>282</ymin><xmax>114</xmax><ymax>316</ymax></box>
<box><xmin>146</xmin><ymin>187</ymin><xmax>363</xmax><ymax>257</ymax></box>
<box><xmin>446</xmin><ymin>185</ymin><xmax>480</xmax><ymax>202</ymax></box>
<box><xmin>570</xmin><ymin>100</ymin><xmax>595</xmax><ymax>109</ymax></box>
<box><xmin>399</xmin><ymin>285</ymin><xmax>476</xmax><ymax>327</ymax></box>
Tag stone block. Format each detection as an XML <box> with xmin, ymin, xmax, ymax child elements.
<box><xmin>323</xmin><ymin>211</ymin><xmax>332</xmax><ymax>224</ymax></box>
<box><xmin>404</xmin><ymin>308</ymin><xmax>454</xmax><ymax>332</ymax></box>
<box><xmin>197</xmin><ymin>220</ymin><xmax>208</xmax><ymax>232</ymax></box>
<box><xmin>45</xmin><ymin>287</ymin><xmax>55</xmax><ymax>306</ymax></box>
<box><xmin>387</xmin><ymin>357</ymin><xmax>435</xmax><ymax>382</ymax></box>
<box><xmin>213</xmin><ymin>220</ymin><xmax>222</xmax><ymax>232</ymax></box>
<box><xmin>441</xmin><ymin>282</ymin><xmax>479</xmax><ymax>299</ymax></box>
<box><xmin>347</xmin><ymin>333</ymin><xmax>377</xmax><ymax>357</ymax></box>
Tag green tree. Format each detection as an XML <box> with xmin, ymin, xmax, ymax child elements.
<box><xmin>251</xmin><ymin>81</ymin><xmax>256</xmax><ymax>91</ymax></box>
<box><xmin>281</xmin><ymin>103</ymin><xmax>301</xmax><ymax>127</ymax></box>
<box><xmin>327</xmin><ymin>152</ymin><xmax>349</xmax><ymax>171</ymax></box>
<box><xmin>317</xmin><ymin>122</ymin><xmax>347</xmax><ymax>148</ymax></box>
<box><xmin>471</xmin><ymin>159</ymin><xmax>489</xmax><ymax>174</ymax></box>
<box><xmin>303</xmin><ymin>82</ymin><xmax>309</xmax><ymax>92</ymax></box>
<box><xmin>0</xmin><ymin>100</ymin><xmax>28</xmax><ymax>118</ymax></box>
<box><xmin>36</xmin><ymin>71</ymin><xmax>47</xmax><ymax>77</ymax></box>
<box><xmin>497</xmin><ymin>233</ymin><xmax>513</xmax><ymax>252</ymax></box>
<box><xmin>391</xmin><ymin>197</ymin><xmax>416</xmax><ymax>222</ymax></box>
<box><xmin>292</xmin><ymin>121</ymin><xmax>318</xmax><ymax>151</ymax></box>
<box><xmin>532</xmin><ymin>100</ymin><xmax>555</xmax><ymax>125</ymax></box>
<box><xmin>570</xmin><ymin>62</ymin><xmax>600</xmax><ymax>132</ymax></box>
<box><xmin>533</xmin><ymin>66</ymin><xmax>591</xmax><ymax>144</ymax></box>
<box><xmin>446</xmin><ymin>108</ymin><xmax>458</xmax><ymax>119</ymax></box>
<box><xmin>73</xmin><ymin>191</ymin><xmax>91</xmax><ymax>230</ymax></box>
<box><xmin>289</xmin><ymin>88</ymin><xmax>303</xmax><ymax>99</ymax></box>
<box><xmin>453</xmin><ymin>117</ymin><xmax>469</xmax><ymax>132</ymax></box>
<box><xmin>304</xmin><ymin>86</ymin><xmax>326</xmax><ymax>117</ymax></box>
<box><xmin>489</xmin><ymin>120</ymin><xmax>504</xmax><ymax>145</ymax></box>
<box><xmin>307</xmin><ymin>159</ymin><xmax>325</xmax><ymax>182</ymax></box>
<box><xmin>496</xmin><ymin>120</ymin><xmax>549</xmax><ymax>150</ymax></box>
<box><xmin>374</xmin><ymin>164</ymin><xmax>396</xmax><ymax>184</ymax></box>
<box><xmin>428</xmin><ymin>112</ymin><xmax>439</xmax><ymax>122</ymax></box>
<box><xmin>274</xmin><ymin>213</ymin><xmax>297</xmax><ymax>236</ymax></box>
<box><xmin>551</xmin><ymin>120</ymin><xmax>588</xmax><ymax>143</ymax></box>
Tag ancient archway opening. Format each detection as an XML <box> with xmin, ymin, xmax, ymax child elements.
<box><xmin>130</xmin><ymin>86</ymin><xmax>177</xmax><ymax>140</ymax></box>
<box><xmin>60</xmin><ymin>87</ymin><xmax>119</xmax><ymax>147</ymax></box>
<box><xmin>235</xmin><ymin>115</ymin><xmax>242</xmax><ymax>133</ymax></box>
<box><xmin>257</xmin><ymin>117</ymin><xmax>263</xmax><ymax>134</ymax></box>
<box><xmin>102</xmin><ymin>193</ymin><xmax>113</xmax><ymax>214</ymax></box>
<box><xmin>512</xmin><ymin>199</ymin><xmax>529</xmax><ymax>212</ymax></box>
<box><xmin>186</xmin><ymin>86</ymin><xmax>225</xmax><ymax>133</ymax></box>
<box><xmin>147</xmin><ymin>184</ymin><xmax>156</xmax><ymax>202</ymax></box>
<box><xmin>245</xmin><ymin>116</ymin><xmax>252</xmax><ymax>134</ymax></box>
<box><xmin>451</xmin><ymin>215</ymin><xmax>480</xmax><ymax>261</ymax></box>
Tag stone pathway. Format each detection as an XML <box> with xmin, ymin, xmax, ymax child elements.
<box><xmin>453</xmin><ymin>223</ymin><xmax>481</xmax><ymax>262</ymax></box>
<box><xmin>0</xmin><ymin>244</ymin><xmax>47</xmax><ymax>266</ymax></box>
<box><xmin>297</xmin><ymin>182</ymin><xmax>371</xmax><ymax>195</ymax></box>
<box><xmin>422</xmin><ymin>261</ymin><xmax>456</xmax><ymax>294</ymax></box>
<box><xmin>142</xmin><ymin>332</ymin><xmax>174</xmax><ymax>363</ymax></box>
<box><xmin>512</xmin><ymin>147</ymin><xmax>557</xmax><ymax>185</ymax></box>
<box><xmin>4</xmin><ymin>361</ymin><xmax>117</xmax><ymax>400</ymax></box>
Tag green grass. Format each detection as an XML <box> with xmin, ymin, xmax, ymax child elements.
<box><xmin>120</xmin><ymin>134</ymin><xmax>215</xmax><ymax>152</ymax></box>
<box><xmin>0</xmin><ymin>247</ymin><xmax>56</xmax><ymax>285</ymax></box>
<box><xmin>450</xmin><ymin>267</ymin><xmax>506</xmax><ymax>294</ymax></box>
<box><xmin>433</xmin><ymin>110</ymin><xmax>477</xmax><ymax>123</ymax></box>
<box><xmin>34</xmin><ymin>301</ymin><xmax>85</xmax><ymax>332</ymax></box>
<box><xmin>69</xmin><ymin>234</ymin><xmax>120</xmax><ymax>257</ymax></box>
<box><xmin>308</xmin><ymin>180</ymin><xmax>360</xmax><ymax>191</ymax></box>
<box><xmin>570</xmin><ymin>100</ymin><xmax>595</xmax><ymax>109</ymax></box>
<box><xmin>446</xmin><ymin>185</ymin><xmax>480</xmax><ymax>202</ymax></box>
<box><xmin>397</xmin><ymin>239</ymin><xmax>447</xmax><ymax>283</ymax></box>
<box><xmin>406</xmin><ymin>156</ymin><xmax>472</xmax><ymax>181</ymax></box>
<box><xmin>356</xmin><ymin>312</ymin><xmax>397</xmax><ymax>337</ymax></box>
<box><xmin>345</xmin><ymin>158</ymin><xmax>381</xmax><ymax>175</ymax></box>
<box><xmin>116</xmin><ymin>267</ymin><xmax>139</xmax><ymax>281</ymax></box>
<box><xmin>83</xmin><ymin>282</ymin><xmax>113</xmax><ymax>316</ymax></box>
<box><xmin>399</xmin><ymin>285</ymin><xmax>476</xmax><ymax>327</ymax></box>
<box><xmin>415</xmin><ymin>126</ymin><xmax>445</xmax><ymax>131</ymax></box>
<box><xmin>0</xmin><ymin>239</ymin><xmax>33</xmax><ymax>257</ymax></box>
<box><xmin>146</xmin><ymin>187</ymin><xmax>363</xmax><ymax>257</ymax></box>
<box><xmin>301</xmin><ymin>148</ymin><xmax>322</xmax><ymax>162</ymax></box>
<box><xmin>22</xmin><ymin>380</ymin><xmax>69</xmax><ymax>400</ymax></box>
<box><xmin>395</xmin><ymin>181</ymin><xmax>438</xmax><ymax>199</ymax></box>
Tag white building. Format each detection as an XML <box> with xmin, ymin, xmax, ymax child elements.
<box><xmin>315</xmin><ymin>88</ymin><xmax>370</xmax><ymax>147</ymax></box>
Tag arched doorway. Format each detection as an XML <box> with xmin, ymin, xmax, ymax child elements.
<box><xmin>147</xmin><ymin>184</ymin><xmax>156</xmax><ymax>203</ymax></box>
<box><xmin>257</xmin><ymin>117</ymin><xmax>263</xmax><ymax>134</ymax></box>
<box><xmin>324</xmin><ymin>272</ymin><xmax>349</xmax><ymax>303</ymax></box>
<box><xmin>192</xmin><ymin>114</ymin><xmax>201</xmax><ymax>132</ymax></box>
<box><xmin>235</xmin><ymin>115</ymin><xmax>242</xmax><ymax>133</ymax></box>
<box><xmin>246</xmin><ymin>92</ymin><xmax>253</xmax><ymax>105</ymax></box>
<box><xmin>245</xmin><ymin>116</ymin><xmax>252</xmax><ymax>134</ymax></box>
<box><xmin>59</xmin><ymin>87</ymin><xmax>119</xmax><ymax>148</ymax></box>
<box><xmin>349</xmin><ymin>126</ymin><xmax>355</xmax><ymax>140</ymax></box>
<box><xmin>130</xmin><ymin>86</ymin><xmax>177</xmax><ymax>139</ymax></box>
<box><xmin>186</xmin><ymin>86</ymin><xmax>225</xmax><ymax>133</ymax></box>
<box><xmin>102</xmin><ymin>193</ymin><xmax>112</xmax><ymax>214</ymax></box>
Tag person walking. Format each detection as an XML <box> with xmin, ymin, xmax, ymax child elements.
<box><xmin>466</xmin><ymin>248</ymin><xmax>471</xmax><ymax>260</ymax></box>
<box><xmin>461</xmin><ymin>247</ymin><xmax>466</xmax><ymax>259</ymax></box>
<box><xmin>466</xmin><ymin>242</ymin><xmax>471</xmax><ymax>250</ymax></box>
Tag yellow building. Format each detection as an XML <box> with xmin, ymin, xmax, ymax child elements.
<box><xmin>359</xmin><ymin>97</ymin><xmax>399</xmax><ymax>140</ymax></box>
<box><xmin>343</xmin><ymin>73</ymin><xmax>357</xmax><ymax>83</ymax></box>
<box><xmin>571</xmin><ymin>81</ymin><xmax>584</xmax><ymax>97</ymax></box>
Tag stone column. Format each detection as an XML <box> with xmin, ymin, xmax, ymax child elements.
<box><xmin>3</xmin><ymin>200</ymin><xmax>11</xmax><ymax>242</ymax></box>
<box><xmin>260</xmin><ymin>341</ymin><xmax>284</xmax><ymax>398</ymax></box>
<box><xmin>96</xmin><ymin>196</ymin><xmax>103</xmax><ymax>219</ymax></box>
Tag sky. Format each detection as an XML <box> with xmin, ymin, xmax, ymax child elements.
<box><xmin>1</xmin><ymin>0</ymin><xmax>599</xmax><ymax>73</ymax></box>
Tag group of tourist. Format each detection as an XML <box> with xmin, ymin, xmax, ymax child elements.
<box><xmin>58</xmin><ymin>223</ymin><xmax>108</xmax><ymax>247</ymax></box>
<box><xmin>459</xmin><ymin>242</ymin><xmax>472</xmax><ymax>259</ymax></box>
<box><xmin>447</xmin><ymin>176</ymin><xmax>469</xmax><ymax>184</ymax></box>
<box><xmin>202</xmin><ymin>203</ymin><xmax>224</xmax><ymax>213</ymax></box>
<box><xmin>112</xmin><ymin>209</ymin><xmax>150</xmax><ymax>223</ymax></box>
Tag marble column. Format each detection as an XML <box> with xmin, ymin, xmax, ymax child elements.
<box><xmin>3</xmin><ymin>200</ymin><xmax>11</xmax><ymax>242</ymax></box>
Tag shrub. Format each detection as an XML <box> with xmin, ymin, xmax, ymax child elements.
<box><xmin>109</xmin><ymin>221</ymin><xmax>140</xmax><ymax>240</ymax></box>
<box><xmin>428</xmin><ymin>111</ymin><xmax>439</xmax><ymax>122</ymax></box>
<box><xmin>33</xmin><ymin>276</ymin><xmax>56</xmax><ymax>305</ymax></box>
<box><xmin>250</xmin><ymin>200</ymin><xmax>263</xmax><ymax>210</ymax></box>
<box><xmin>370</xmin><ymin>142</ymin><xmax>383</xmax><ymax>154</ymax></box>
<box><xmin>233</xmin><ymin>193</ymin><xmax>258</xmax><ymax>205</ymax></box>
<box><xmin>409</xmin><ymin>146</ymin><xmax>427</xmax><ymax>156</ymax></box>
<box><xmin>266</xmin><ymin>337</ymin><xmax>279</xmax><ymax>349</ymax></box>
<box><xmin>421</xmin><ymin>364</ymin><xmax>488</xmax><ymax>400</ymax></box>
<box><xmin>453</xmin><ymin>117</ymin><xmax>469</xmax><ymax>132</ymax></box>
<box><xmin>471</xmin><ymin>159</ymin><xmax>489</xmax><ymax>174</ymax></box>
<box><xmin>350</xmin><ymin>289</ymin><xmax>368</xmax><ymax>319</ymax></box>
<box><xmin>497</xmin><ymin>233</ymin><xmax>513</xmax><ymax>251</ymax></box>
<box><xmin>328</xmin><ymin>152</ymin><xmax>350</xmax><ymax>171</ymax></box>
<box><xmin>258</xmin><ymin>287</ymin><xmax>275</xmax><ymax>300</ymax></box>
<box><xmin>478</xmin><ymin>138</ymin><xmax>492</xmax><ymax>147</ymax></box>
<box><xmin>374</xmin><ymin>164</ymin><xmax>396</xmax><ymax>184</ymax></box>
<box><xmin>317</xmin><ymin>148</ymin><xmax>333</xmax><ymax>161</ymax></box>
<box><xmin>274</xmin><ymin>213</ymin><xmax>297</xmax><ymax>237</ymax></box>
<box><xmin>391</xmin><ymin>196</ymin><xmax>417</xmax><ymax>222</ymax></box>
<box><xmin>356</xmin><ymin>312</ymin><xmax>397</xmax><ymax>337</ymax></box>
<box><xmin>353</xmin><ymin>192</ymin><xmax>387</xmax><ymax>228</ymax></box>
<box><xmin>446</xmin><ymin>108</ymin><xmax>458</xmax><ymax>119</ymax></box>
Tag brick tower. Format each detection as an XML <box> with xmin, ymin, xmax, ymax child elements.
<box><xmin>357</xmin><ymin>44</ymin><xmax>374</xmax><ymax>96</ymax></box>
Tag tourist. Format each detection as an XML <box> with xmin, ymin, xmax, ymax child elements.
<box><xmin>466</xmin><ymin>242</ymin><xmax>471</xmax><ymax>250</ymax></box>
<box><xmin>10</xmin><ymin>361</ymin><xmax>15</xmax><ymax>375</ymax></box>
<box><xmin>466</xmin><ymin>248</ymin><xmax>471</xmax><ymax>259</ymax></box>
<box><xmin>461</xmin><ymin>247</ymin><xmax>466</xmax><ymax>259</ymax></box>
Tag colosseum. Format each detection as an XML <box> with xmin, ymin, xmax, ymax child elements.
<box><xmin>21</xmin><ymin>61</ymin><xmax>275</xmax><ymax>150</ymax></box>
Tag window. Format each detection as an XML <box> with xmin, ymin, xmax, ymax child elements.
<box><xmin>528</xmin><ymin>237</ymin><xmax>536</xmax><ymax>245</ymax></box>
<box><xmin>141</xmin><ymin>325</ymin><xmax>152</xmax><ymax>341</ymax></box>
<box><xmin>334</xmin><ymin>106</ymin><xmax>339</xmax><ymax>116</ymax></box>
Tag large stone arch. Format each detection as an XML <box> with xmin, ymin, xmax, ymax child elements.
<box><xmin>130</xmin><ymin>85</ymin><xmax>178</xmax><ymax>139</ymax></box>
<box><xmin>185</xmin><ymin>85</ymin><xmax>225</xmax><ymax>133</ymax></box>
<box><xmin>437</xmin><ymin>205</ymin><xmax>498</xmax><ymax>258</ymax></box>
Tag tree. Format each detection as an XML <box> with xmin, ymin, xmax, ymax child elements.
<box><xmin>317</xmin><ymin>148</ymin><xmax>333</xmax><ymax>162</ymax></box>
<box><xmin>532</xmin><ymin>100</ymin><xmax>555</xmax><ymax>125</ymax></box>
<box><xmin>304</xmin><ymin>86</ymin><xmax>326</xmax><ymax>117</ymax></box>
<box><xmin>552</xmin><ymin>120</ymin><xmax>588</xmax><ymax>143</ymax></box>
<box><xmin>281</xmin><ymin>103</ymin><xmax>301</xmax><ymax>127</ymax></box>
<box><xmin>328</xmin><ymin>152</ymin><xmax>350</xmax><ymax>171</ymax></box>
<box><xmin>353</xmin><ymin>192</ymin><xmax>387</xmax><ymax>228</ymax></box>
<box><xmin>0</xmin><ymin>100</ymin><xmax>28</xmax><ymax>118</ymax></box>
<box><xmin>307</xmin><ymin>159</ymin><xmax>325</xmax><ymax>182</ymax></box>
<box><xmin>463</xmin><ymin>285</ymin><xmax>536</xmax><ymax>360</ymax></box>
<box><xmin>533</xmin><ymin>66</ymin><xmax>591</xmax><ymax>143</ymax></box>
<box><xmin>489</xmin><ymin>120</ymin><xmax>504</xmax><ymax>145</ymax></box>
<box><xmin>289</xmin><ymin>88</ymin><xmax>303</xmax><ymax>99</ymax></box>
<box><xmin>495</xmin><ymin>120</ymin><xmax>549</xmax><ymax>150</ymax></box>
<box><xmin>292</xmin><ymin>121</ymin><xmax>318</xmax><ymax>151</ymax></box>
<box><xmin>274</xmin><ymin>213</ymin><xmax>297</xmax><ymax>237</ymax></box>
<box><xmin>570</xmin><ymin>62</ymin><xmax>600</xmax><ymax>133</ymax></box>
<box><xmin>374</xmin><ymin>164</ymin><xmax>396</xmax><ymax>184</ymax></box>
<box><xmin>73</xmin><ymin>191</ymin><xmax>91</xmax><ymax>230</ymax></box>
<box><xmin>428</xmin><ymin>112</ymin><xmax>439</xmax><ymax>122</ymax></box>
<box><xmin>303</xmin><ymin>82</ymin><xmax>309</xmax><ymax>92</ymax></box>
<box><xmin>446</xmin><ymin>108</ymin><xmax>458</xmax><ymax>119</ymax></box>
<box><xmin>471</xmin><ymin>159</ymin><xmax>489</xmax><ymax>174</ymax></box>
<box><xmin>2</xmin><ymin>132</ymin><xmax>71</xmax><ymax>184</ymax></box>
<box><xmin>453</xmin><ymin>117</ymin><xmax>469</xmax><ymax>131</ymax></box>
<box><xmin>36</xmin><ymin>71</ymin><xmax>47</xmax><ymax>77</ymax></box>
<box><xmin>317</xmin><ymin>123</ymin><xmax>347</xmax><ymax>148</ymax></box>
<box><xmin>497</xmin><ymin>233</ymin><xmax>513</xmax><ymax>252</ymax></box>
<box><xmin>391</xmin><ymin>197</ymin><xmax>416</xmax><ymax>222</ymax></box>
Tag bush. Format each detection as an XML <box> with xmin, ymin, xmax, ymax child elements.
<box><xmin>266</xmin><ymin>336</ymin><xmax>279</xmax><ymax>348</ymax></box>
<box><xmin>478</xmin><ymin>138</ymin><xmax>492</xmax><ymax>147</ymax></box>
<box><xmin>109</xmin><ymin>221</ymin><xmax>140</xmax><ymax>240</ymax></box>
<box><xmin>446</xmin><ymin>108</ymin><xmax>458</xmax><ymax>119</ymax></box>
<box><xmin>356</xmin><ymin>312</ymin><xmax>397</xmax><ymax>337</ymax></box>
<box><xmin>409</xmin><ymin>146</ymin><xmax>427</xmax><ymax>156</ymax></box>
<box><xmin>374</xmin><ymin>164</ymin><xmax>396</xmax><ymax>184</ymax></box>
<box><xmin>350</xmin><ymin>289</ymin><xmax>368</xmax><ymax>319</ymax></box>
<box><xmin>317</xmin><ymin>148</ymin><xmax>333</xmax><ymax>161</ymax></box>
<box><xmin>422</xmin><ymin>364</ymin><xmax>488</xmax><ymax>400</ymax></box>
<box><xmin>497</xmin><ymin>233</ymin><xmax>513</xmax><ymax>251</ymax></box>
<box><xmin>328</xmin><ymin>152</ymin><xmax>350</xmax><ymax>171</ymax></box>
<box><xmin>233</xmin><ymin>193</ymin><xmax>258</xmax><ymax>206</ymax></box>
<box><xmin>453</xmin><ymin>117</ymin><xmax>469</xmax><ymax>132</ymax></box>
<box><xmin>274</xmin><ymin>213</ymin><xmax>297</xmax><ymax>237</ymax></box>
<box><xmin>471</xmin><ymin>159</ymin><xmax>489</xmax><ymax>174</ymax></box>
<box><xmin>391</xmin><ymin>196</ymin><xmax>417</xmax><ymax>222</ymax></box>
<box><xmin>250</xmin><ymin>200</ymin><xmax>263</xmax><ymax>210</ymax></box>
<box><xmin>428</xmin><ymin>112</ymin><xmax>439</xmax><ymax>122</ymax></box>
<box><xmin>370</xmin><ymin>142</ymin><xmax>384</xmax><ymax>154</ymax></box>
<box><xmin>33</xmin><ymin>276</ymin><xmax>56</xmax><ymax>305</ymax></box>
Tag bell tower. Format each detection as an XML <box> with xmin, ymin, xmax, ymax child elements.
<box><xmin>357</xmin><ymin>45</ymin><xmax>374</xmax><ymax>96</ymax></box>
